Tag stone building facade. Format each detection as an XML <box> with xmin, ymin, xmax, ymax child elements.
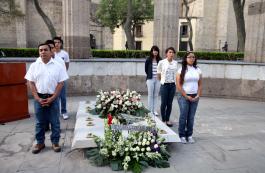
<box><xmin>0</xmin><ymin>0</ymin><xmax>112</xmax><ymax>49</ymax></box>
<box><xmin>113</xmin><ymin>0</ymin><xmax>239</xmax><ymax>52</ymax></box>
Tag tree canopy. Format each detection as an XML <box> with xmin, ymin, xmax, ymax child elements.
<box><xmin>96</xmin><ymin>0</ymin><xmax>154</xmax><ymax>49</ymax></box>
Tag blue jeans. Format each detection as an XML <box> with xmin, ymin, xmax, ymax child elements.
<box><xmin>160</xmin><ymin>83</ymin><xmax>176</xmax><ymax>122</ymax></box>
<box><xmin>177</xmin><ymin>93</ymin><xmax>199</xmax><ymax>138</ymax></box>
<box><xmin>60</xmin><ymin>81</ymin><xmax>67</xmax><ymax>114</ymax></box>
<box><xmin>146</xmin><ymin>78</ymin><xmax>161</xmax><ymax>113</ymax></box>
<box><xmin>34</xmin><ymin>98</ymin><xmax>60</xmax><ymax>144</ymax></box>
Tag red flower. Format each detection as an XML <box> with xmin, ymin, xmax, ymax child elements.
<box><xmin>107</xmin><ymin>113</ymin><xmax>113</xmax><ymax>125</ymax></box>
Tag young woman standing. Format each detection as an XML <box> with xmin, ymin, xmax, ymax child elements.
<box><xmin>145</xmin><ymin>46</ymin><xmax>162</xmax><ymax>116</ymax></box>
<box><xmin>176</xmin><ymin>52</ymin><xmax>202</xmax><ymax>144</ymax></box>
<box><xmin>157</xmin><ymin>47</ymin><xmax>178</xmax><ymax>127</ymax></box>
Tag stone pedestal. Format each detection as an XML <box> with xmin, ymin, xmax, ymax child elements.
<box><xmin>72</xmin><ymin>101</ymin><xmax>180</xmax><ymax>149</ymax></box>
<box><xmin>153</xmin><ymin>0</ymin><xmax>179</xmax><ymax>57</ymax></box>
<box><xmin>62</xmin><ymin>0</ymin><xmax>91</xmax><ymax>59</ymax></box>
<box><xmin>244</xmin><ymin>0</ymin><xmax>265</xmax><ymax>63</ymax></box>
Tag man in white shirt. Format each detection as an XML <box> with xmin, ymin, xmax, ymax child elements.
<box><xmin>42</xmin><ymin>40</ymin><xmax>66</xmax><ymax>132</ymax></box>
<box><xmin>25</xmin><ymin>43</ymin><xmax>69</xmax><ymax>154</ymax></box>
<box><xmin>53</xmin><ymin>37</ymin><xmax>70</xmax><ymax>120</ymax></box>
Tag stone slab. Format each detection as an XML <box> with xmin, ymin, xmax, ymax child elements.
<box><xmin>72</xmin><ymin>101</ymin><xmax>180</xmax><ymax>149</ymax></box>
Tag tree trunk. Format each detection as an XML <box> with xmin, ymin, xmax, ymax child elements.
<box><xmin>123</xmin><ymin>0</ymin><xmax>135</xmax><ymax>50</ymax></box>
<box><xmin>183</xmin><ymin>0</ymin><xmax>194</xmax><ymax>51</ymax></box>
<box><xmin>33</xmin><ymin>0</ymin><xmax>57</xmax><ymax>38</ymax></box>
<box><xmin>232</xmin><ymin>0</ymin><xmax>246</xmax><ymax>52</ymax></box>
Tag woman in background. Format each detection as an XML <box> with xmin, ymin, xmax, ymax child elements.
<box><xmin>176</xmin><ymin>52</ymin><xmax>202</xmax><ymax>144</ymax></box>
<box><xmin>145</xmin><ymin>46</ymin><xmax>162</xmax><ymax>116</ymax></box>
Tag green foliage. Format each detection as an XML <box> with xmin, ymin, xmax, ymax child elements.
<box><xmin>85</xmin><ymin>148</ymin><xmax>109</xmax><ymax>166</ymax></box>
<box><xmin>130</xmin><ymin>160</ymin><xmax>143</xmax><ymax>173</ymax></box>
<box><xmin>92</xmin><ymin>49</ymin><xmax>149</xmax><ymax>58</ymax></box>
<box><xmin>0</xmin><ymin>48</ymin><xmax>244</xmax><ymax>61</ymax></box>
<box><xmin>0</xmin><ymin>48</ymin><xmax>38</xmax><ymax>57</ymax></box>
<box><xmin>177</xmin><ymin>51</ymin><xmax>244</xmax><ymax>61</ymax></box>
<box><xmin>96</xmin><ymin>0</ymin><xmax>154</xmax><ymax>33</ymax></box>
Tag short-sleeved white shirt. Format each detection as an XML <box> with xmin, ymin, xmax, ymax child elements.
<box><xmin>36</xmin><ymin>57</ymin><xmax>66</xmax><ymax>71</ymax></box>
<box><xmin>157</xmin><ymin>59</ymin><xmax>178</xmax><ymax>84</ymax></box>
<box><xmin>25</xmin><ymin>57</ymin><xmax>69</xmax><ymax>94</ymax></box>
<box><xmin>54</xmin><ymin>50</ymin><xmax>70</xmax><ymax>63</ymax></box>
<box><xmin>177</xmin><ymin>66</ymin><xmax>202</xmax><ymax>94</ymax></box>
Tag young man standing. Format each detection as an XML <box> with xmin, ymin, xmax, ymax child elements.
<box><xmin>25</xmin><ymin>43</ymin><xmax>69</xmax><ymax>154</ymax></box>
<box><xmin>53</xmin><ymin>37</ymin><xmax>70</xmax><ymax>120</ymax></box>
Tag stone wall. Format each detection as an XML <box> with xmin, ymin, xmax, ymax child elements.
<box><xmin>0</xmin><ymin>0</ymin><xmax>112</xmax><ymax>49</ymax></box>
<box><xmin>2</xmin><ymin>58</ymin><xmax>263</xmax><ymax>101</ymax></box>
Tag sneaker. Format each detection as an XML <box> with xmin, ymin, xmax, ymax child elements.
<box><xmin>187</xmin><ymin>136</ymin><xmax>195</xmax><ymax>144</ymax></box>
<box><xmin>32</xmin><ymin>143</ymin><xmax>45</xmax><ymax>154</ymax></box>
<box><xmin>62</xmin><ymin>113</ymin><xmax>69</xmax><ymax>120</ymax></box>
<box><xmin>180</xmin><ymin>137</ymin><xmax>187</xmax><ymax>144</ymax></box>
<box><xmin>52</xmin><ymin>144</ymin><xmax>61</xmax><ymax>152</ymax></box>
<box><xmin>154</xmin><ymin>112</ymin><xmax>159</xmax><ymax>116</ymax></box>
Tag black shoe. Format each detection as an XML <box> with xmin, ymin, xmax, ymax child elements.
<box><xmin>166</xmin><ymin>122</ymin><xmax>173</xmax><ymax>127</ymax></box>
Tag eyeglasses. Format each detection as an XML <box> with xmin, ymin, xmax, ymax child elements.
<box><xmin>187</xmin><ymin>56</ymin><xmax>195</xmax><ymax>59</ymax></box>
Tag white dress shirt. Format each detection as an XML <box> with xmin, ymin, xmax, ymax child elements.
<box><xmin>25</xmin><ymin>57</ymin><xmax>69</xmax><ymax>94</ymax></box>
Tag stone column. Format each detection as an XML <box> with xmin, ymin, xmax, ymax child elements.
<box><xmin>153</xmin><ymin>0</ymin><xmax>179</xmax><ymax>57</ymax></box>
<box><xmin>15</xmin><ymin>0</ymin><xmax>27</xmax><ymax>48</ymax></box>
<box><xmin>62</xmin><ymin>0</ymin><xmax>91</xmax><ymax>59</ymax></box>
<box><xmin>244</xmin><ymin>0</ymin><xmax>265</xmax><ymax>63</ymax></box>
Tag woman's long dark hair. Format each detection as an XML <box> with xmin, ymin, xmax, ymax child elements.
<box><xmin>180</xmin><ymin>52</ymin><xmax>198</xmax><ymax>85</ymax></box>
<box><xmin>149</xmin><ymin>45</ymin><xmax>161</xmax><ymax>62</ymax></box>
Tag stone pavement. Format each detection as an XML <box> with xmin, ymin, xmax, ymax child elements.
<box><xmin>1</xmin><ymin>96</ymin><xmax>265</xmax><ymax>173</ymax></box>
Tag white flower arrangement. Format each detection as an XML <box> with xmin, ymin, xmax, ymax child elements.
<box><xmin>86</xmin><ymin>116</ymin><xmax>170</xmax><ymax>173</ymax></box>
<box><xmin>91</xmin><ymin>89</ymin><xmax>149</xmax><ymax>120</ymax></box>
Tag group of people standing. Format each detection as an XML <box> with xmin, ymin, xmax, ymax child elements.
<box><xmin>145</xmin><ymin>46</ymin><xmax>202</xmax><ymax>144</ymax></box>
<box><xmin>25</xmin><ymin>37</ymin><xmax>70</xmax><ymax>154</ymax></box>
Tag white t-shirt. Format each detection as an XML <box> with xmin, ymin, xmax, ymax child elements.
<box><xmin>177</xmin><ymin>66</ymin><xmax>202</xmax><ymax>94</ymax></box>
<box><xmin>25</xmin><ymin>57</ymin><xmax>69</xmax><ymax>94</ymax></box>
<box><xmin>157</xmin><ymin>59</ymin><xmax>178</xmax><ymax>84</ymax></box>
<box><xmin>54</xmin><ymin>50</ymin><xmax>70</xmax><ymax>63</ymax></box>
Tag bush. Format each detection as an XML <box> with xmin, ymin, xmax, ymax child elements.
<box><xmin>177</xmin><ymin>51</ymin><xmax>244</xmax><ymax>61</ymax></box>
<box><xmin>0</xmin><ymin>48</ymin><xmax>38</xmax><ymax>57</ymax></box>
<box><xmin>0</xmin><ymin>48</ymin><xmax>244</xmax><ymax>61</ymax></box>
<box><xmin>92</xmin><ymin>49</ymin><xmax>149</xmax><ymax>58</ymax></box>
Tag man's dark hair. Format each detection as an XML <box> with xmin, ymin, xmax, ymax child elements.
<box><xmin>38</xmin><ymin>43</ymin><xmax>51</xmax><ymax>51</ymax></box>
<box><xmin>53</xmin><ymin>36</ymin><xmax>63</xmax><ymax>43</ymax></box>
<box><xmin>45</xmin><ymin>40</ymin><xmax>55</xmax><ymax>47</ymax></box>
<box><xmin>165</xmin><ymin>47</ymin><xmax>176</xmax><ymax>54</ymax></box>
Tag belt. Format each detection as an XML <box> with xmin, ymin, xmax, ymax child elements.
<box><xmin>163</xmin><ymin>83</ymin><xmax>175</xmax><ymax>85</ymax></box>
<box><xmin>37</xmin><ymin>93</ymin><xmax>53</xmax><ymax>99</ymax></box>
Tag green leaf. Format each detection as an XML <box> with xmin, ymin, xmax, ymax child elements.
<box><xmin>110</xmin><ymin>160</ymin><xmax>123</xmax><ymax>171</ymax></box>
<box><xmin>131</xmin><ymin>161</ymin><xmax>142</xmax><ymax>173</ymax></box>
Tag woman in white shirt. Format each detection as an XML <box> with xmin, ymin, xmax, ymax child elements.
<box><xmin>176</xmin><ymin>52</ymin><xmax>202</xmax><ymax>144</ymax></box>
<box><xmin>157</xmin><ymin>47</ymin><xmax>178</xmax><ymax>127</ymax></box>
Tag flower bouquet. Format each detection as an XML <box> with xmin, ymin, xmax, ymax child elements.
<box><xmin>85</xmin><ymin>115</ymin><xmax>170</xmax><ymax>173</ymax></box>
<box><xmin>89</xmin><ymin>90</ymin><xmax>149</xmax><ymax>121</ymax></box>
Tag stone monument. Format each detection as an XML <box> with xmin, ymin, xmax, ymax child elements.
<box><xmin>153</xmin><ymin>0</ymin><xmax>179</xmax><ymax>57</ymax></box>
<box><xmin>62</xmin><ymin>0</ymin><xmax>91</xmax><ymax>59</ymax></box>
